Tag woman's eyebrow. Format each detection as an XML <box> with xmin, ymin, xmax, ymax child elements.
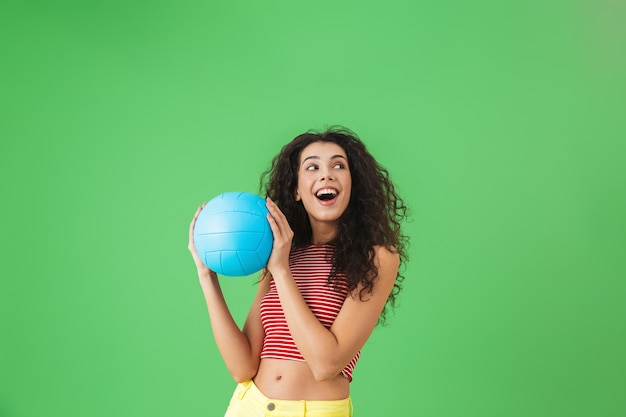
<box><xmin>302</xmin><ymin>155</ymin><xmax>320</xmax><ymax>164</ymax></box>
<box><xmin>301</xmin><ymin>154</ymin><xmax>347</xmax><ymax>164</ymax></box>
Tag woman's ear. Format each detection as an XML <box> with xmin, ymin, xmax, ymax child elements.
<box><xmin>295</xmin><ymin>189</ymin><xmax>301</xmax><ymax>201</ymax></box>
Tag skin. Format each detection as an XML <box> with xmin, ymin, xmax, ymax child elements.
<box><xmin>188</xmin><ymin>142</ymin><xmax>400</xmax><ymax>400</ymax></box>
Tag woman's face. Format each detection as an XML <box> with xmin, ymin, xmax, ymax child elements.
<box><xmin>295</xmin><ymin>141</ymin><xmax>352</xmax><ymax>228</ymax></box>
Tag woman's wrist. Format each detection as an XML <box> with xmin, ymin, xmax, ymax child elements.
<box><xmin>198</xmin><ymin>268</ymin><xmax>218</xmax><ymax>283</ymax></box>
<box><xmin>268</xmin><ymin>266</ymin><xmax>293</xmax><ymax>283</ymax></box>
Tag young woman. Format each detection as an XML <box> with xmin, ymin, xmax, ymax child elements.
<box><xmin>188</xmin><ymin>127</ymin><xmax>408</xmax><ymax>416</ymax></box>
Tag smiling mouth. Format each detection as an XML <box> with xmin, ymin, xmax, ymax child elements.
<box><xmin>316</xmin><ymin>188</ymin><xmax>338</xmax><ymax>201</ymax></box>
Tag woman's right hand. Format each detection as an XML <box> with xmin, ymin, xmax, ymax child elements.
<box><xmin>188</xmin><ymin>203</ymin><xmax>217</xmax><ymax>281</ymax></box>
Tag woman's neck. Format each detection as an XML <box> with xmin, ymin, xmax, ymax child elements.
<box><xmin>310</xmin><ymin>222</ymin><xmax>338</xmax><ymax>245</ymax></box>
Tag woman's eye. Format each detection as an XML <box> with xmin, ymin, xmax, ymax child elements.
<box><xmin>306</xmin><ymin>165</ymin><xmax>318</xmax><ymax>171</ymax></box>
<box><xmin>333</xmin><ymin>163</ymin><xmax>345</xmax><ymax>169</ymax></box>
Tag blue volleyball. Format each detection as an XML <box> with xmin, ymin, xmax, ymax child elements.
<box><xmin>193</xmin><ymin>192</ymin><xmax>273</xmax><ymax>276</ymax></box>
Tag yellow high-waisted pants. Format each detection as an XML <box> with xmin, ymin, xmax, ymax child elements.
<box><xmin>224</xmin><ymin>380</ymin><xmax>353</xmax><ymax>417</ymax></box>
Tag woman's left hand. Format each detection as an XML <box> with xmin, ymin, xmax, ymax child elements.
<box><xmin>265</xmin><ymin>197</ymin><xmax>294</xmax><ymax>276</ymax></box>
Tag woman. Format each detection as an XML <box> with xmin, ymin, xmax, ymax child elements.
<box><xmin>188</xmin><ymin>127</ymin><xmax>408</xmax><ymax>416</ymax></box>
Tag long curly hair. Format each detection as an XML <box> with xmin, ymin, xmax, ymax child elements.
<box><xmin>260</xmin><ymin>126</ymin><xmax>409</xmax><ymax>323</ymax></box>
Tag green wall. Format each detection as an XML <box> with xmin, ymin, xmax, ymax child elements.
<box><xmin>1</xmin><ymin>1</ymin><xmax>624</xmax><ymax>416</ymax></box>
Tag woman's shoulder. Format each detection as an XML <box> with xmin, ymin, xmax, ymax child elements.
<box><xmin>372</xmin><ymin>244</ymin><xmax>400</xmax><ymax>259</ymax></box>
<box><xmin>372</xmin><ymin>245</ymin><xmax>400</xmax><ymax>273</ymax></box>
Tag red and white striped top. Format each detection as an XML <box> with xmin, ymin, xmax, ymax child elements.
<box><xmin>260</xmin><ymin>244</ymin><xmax>361</xmax><ymax>382</ymax></box>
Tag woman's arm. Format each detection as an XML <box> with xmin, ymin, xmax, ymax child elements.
<box><xmin>272</xmin><ymin>246</ymin><xmax>398</xmax><ymax>381</ymax></box>
<box><xmin>189</xmin><ymin>204</ymin><xmax>268</xmax><ymax>382</ymax></box>
<box><xmin>265</xmin><ymin>198</ymin><xmax>399</xmax><ymax>381</ymax></box>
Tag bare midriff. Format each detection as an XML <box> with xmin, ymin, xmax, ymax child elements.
<box><xmin>253</xmin><ymin>358</ymin><xmax>350</xmax><ymax>401</ymax></box>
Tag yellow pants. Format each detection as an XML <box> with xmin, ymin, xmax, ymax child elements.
<box><xmin>224</xmin><ymin>380</ymin><xmax>353</xmax><ymax>417</ymax></box>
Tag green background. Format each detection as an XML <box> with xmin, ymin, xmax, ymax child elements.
<box><xmin>1</xmin><ymin>1</ymin><xmax>624</xmax><ymax>416</ymax></box>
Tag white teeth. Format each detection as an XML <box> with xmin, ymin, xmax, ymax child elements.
<box><xmin>316</xmin><ymin>188</ymin><xmax>337</xmax><ymax>197</ymax></box>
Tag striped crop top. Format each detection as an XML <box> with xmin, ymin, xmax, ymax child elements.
<box><xmin>259</xmin><ymin>244</ymin><xmax>361</xmax><ymax>382</ymax></box>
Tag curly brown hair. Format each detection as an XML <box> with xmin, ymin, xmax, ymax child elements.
<box><xmin>260</xmin><ymin>126</ymin><xmax>409</xmax><ymax>323</ymax></box>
